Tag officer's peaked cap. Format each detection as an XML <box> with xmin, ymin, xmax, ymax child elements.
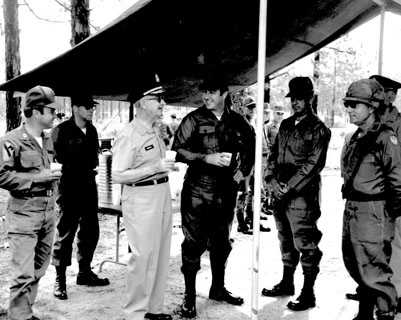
<box><xmin>369</xmin><ymin>75</ymin><xmax>401</xmax><ymax>93</ymax></box>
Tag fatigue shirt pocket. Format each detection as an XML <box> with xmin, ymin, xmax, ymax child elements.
<box><xmin>20</xmin><ymin>151</ymin><xmax>43</xmax><ymax>171</ymax></box>
<box><xmin>198</xmin><ymin>125</ymin><xmax>218</xmax><ymax>153</ymax></box>
<box><xmin>293</xmin><ymin>131</ymin><xmax>313</xmax><ymax>154</ymax></box>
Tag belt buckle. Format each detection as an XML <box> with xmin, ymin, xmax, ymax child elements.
<box><xmin>46</xmin><ymin>190</ymin><xmax>53</xmax><ymax>197</ymax></box>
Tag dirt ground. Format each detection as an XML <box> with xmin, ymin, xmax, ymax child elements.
<box><xmin>1</xmin><ymin>128</ymin><xmax>401</xmax><ymax>320</ymax></box>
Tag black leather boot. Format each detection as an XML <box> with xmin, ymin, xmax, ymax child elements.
<box><xmin>175</xmin><ymin>273</ymin><xmax>197</xmax><ymax>318</ymax></box>
<box><xmin>376</xmin><ymin>312</ymin><xmax>395</xmax><ymax>320</ymax></box>
<box><xmin>261</xmin><ymin>265</ymin><xmax>295</xmax><ymax>297</ymax></box>
<box><xmin>352</xmin><ymin>289</ymin><xmax>375</xmax><ymax>320</ymax></box>
<box><xmin>287</xmin><ymin>288</ymin><xmax>316</xmax><ymax>311</ymax></box>
<box><xmin>53</xmin><ymin>266</ymin><xmax>67</xmax><ymax>300</ymax></box>
<box><xmin>287</xmin><ymin>273</ymin><xmax>316</xmax><ymax>311</ymax></box>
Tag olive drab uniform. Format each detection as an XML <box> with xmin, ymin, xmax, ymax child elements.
<box><xmin>0</xmin><ymin>125</ymin><xmax>57</xmax><ymax>320</ymax></box>
<box><xmin>382</xmin><ymin>104</ymin><xmax>401</xmax><ymax>299</ymax></box>
<box><xmin>266</xmin><ymin>112</ymin><xmax>331</xmax><ymax>277</ymax></box>
<box><xmin>341</xmin><ymin>121</ymin><xmax>401</xmax><ymax>315</ymax></box>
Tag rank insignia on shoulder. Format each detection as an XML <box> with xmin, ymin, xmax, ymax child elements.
<box><xmin>390</xmin><ymin>135</ymin><xmax>398</xmax><ymax>145</ymax></box>
<box><xmin>145</xmin><ymin>144</ymin><xmax>154</xmax><ymax>151</ymax></box>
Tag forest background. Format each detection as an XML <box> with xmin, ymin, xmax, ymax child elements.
<box><xmin>0</xmin><ymin>0</ymin><xmax>401</xmax><ymax>137</ymax></box>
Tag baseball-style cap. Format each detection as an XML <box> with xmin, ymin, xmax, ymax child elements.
<box><xmin>243</xmin><ymin>96</ymin><xmax>256</xmax><ymax>109</ymax></box>
<box><xmin>369</xmin><ymin>75</ymin><xmax>401</xmax><ymax>93</ymax></box>
<box><xmin>128</xmin><ymin>73</ymin><xmax>165</xmax><ymax>103</ymax></box>
<box><xmin>343</xmin><ymin>79</ymin><xmax>384</xmax><ymax>108</ymax></box>
<box><xmin>71</xmin><ymin>92</ymin><xmax>98</xmax><ymax>107</ymax></box>
<box><xmin>25</xmin><ymin>85</ymin><xmax>60</xmax><ymax>110</ymax></box>
<box><xmin>285</xmin><ymin>77</ymin><xmax>314</xmax><ymax>98</ymax></box>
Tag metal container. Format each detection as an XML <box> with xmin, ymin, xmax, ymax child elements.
<box><xmin>97</xmin><ymin>139</ymin><xmax>121</xmax><ymax>205</ymax></box>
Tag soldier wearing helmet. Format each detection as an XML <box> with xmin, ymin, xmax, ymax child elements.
<box><xmin>341</xmin><ymin>79</ymin><xmax>401</xmax><ymax>320</ymax></box>
<box><xmin>261</xmin><ymin>76</ymin><xmax>331</xmax><ymax>312</ymax></box>
<box><xmin>346</xmin><ymin>75</ymin><xmax>401</xmax><ymax>307</ymax></box>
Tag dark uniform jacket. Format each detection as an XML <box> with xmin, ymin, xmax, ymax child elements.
<box><xmin>51</xmin><ymin>117</ymin><xmax>99</xmax><ymax>175</ymax></box>
<box><xmin>172</xmin><ymin>105</ymin><xmax>255</xmax><ymax>180</ymax></box>
<box><xmin>0</xmin><ymin>124</ymin><xmax>55</xmax><ymax>195</ymax></box>
<box><xmin>266</xmin><ymin>112</ymin><xmax>331</xmax><ymax>193</ymax></box>
<box><xmin>51</xmin><ymin>117</ymin><xmax>99</xmax><ymax>196</ymax></box>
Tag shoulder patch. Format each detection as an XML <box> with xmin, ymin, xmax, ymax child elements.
<box><xmin>2</xmin><ymin>142</ymin><xmax>15</xmax><ymax>161</ymax></box>
<box><xmin>390</xmin><ymin>135</ymin><xmax>398</xmax><ymax>145</ymax></box>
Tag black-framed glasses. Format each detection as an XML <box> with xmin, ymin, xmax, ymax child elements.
<box><xmin>147</xmin><ymin>94</ymin><xmax>165</xmax><ymax>103</ymax></box>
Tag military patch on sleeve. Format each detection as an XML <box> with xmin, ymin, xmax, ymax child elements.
<box><xmin>2</xmin><ymin>142</ymin><xmax>15</xmax><ymax>161</ymax></box>
<box><xmin>390</xmin><ymin>135</ymin><xmax>398</xmax><ymax>145</ymax></box>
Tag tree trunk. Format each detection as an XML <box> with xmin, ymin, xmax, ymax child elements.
<box><xmin>4</xmin><ymin>0</ymin><xmax>22</xmax><ymax>132</ymax></box>
<box><xmin>70</xmin><ymin>0</ymin><xmax>90</xmax><ymax>47</ymax></box>
<box><xmin>312</xmin><ymin>50</ymin><xmax>320</xmax><ymax>114</ymax></box>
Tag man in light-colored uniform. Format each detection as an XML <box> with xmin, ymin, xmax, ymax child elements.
<box><xmin>0</xmin><ymin>85</ymin><xmax>62</xmax><ymax>320</ymax></box>
<box><xmin>112</xmin><ymin>75</ymin><xmax>174</xmax><ymax>320</ymax></box>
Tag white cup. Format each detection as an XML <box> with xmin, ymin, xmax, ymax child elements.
<box><xmin>165</xmin><ymin>150</ymin><xmax>177</xmax><ymax>160</ymax></box>
<box><xmin>221</xmin><ymin>152</ymin><xmax>232</xmax><ymax>166</ymax></box>
<box><xmin>50</xmin><ymin>162</ymin><xmax>62</xmax><ymax>170</ymax></box>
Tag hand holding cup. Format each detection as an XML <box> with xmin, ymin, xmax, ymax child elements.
<box><xmin>221</xmin><ymin>152</ymin><xmax>232</xmax><ymax>167</ymax></box>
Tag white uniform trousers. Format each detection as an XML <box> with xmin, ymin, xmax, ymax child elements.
<box><xmin>122</xmin><ymin>182</ymin><xmax>172</xmax><ymax>320</ymax></box>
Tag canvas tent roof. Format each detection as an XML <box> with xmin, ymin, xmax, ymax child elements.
<box><xmin>1</xmin><ymin>0</ymin><xmax>401</xmax><ymax>107</ymax></box>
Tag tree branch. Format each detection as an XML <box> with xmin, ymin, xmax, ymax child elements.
<box><xmin>52</xmin><ymin>0</ymin><xmax>71</xmax><ymax>12</ymax></box>
<box><xmin>21</xmin><ymin>0</ymin><xmax>65</xmax><ymax>23</ymax></box>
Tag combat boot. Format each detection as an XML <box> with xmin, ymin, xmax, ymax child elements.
<box><xmin>287</xmin><ymin>273</ymin><xmax>316</xmax><ymax>311</ymax></box>
<box><xmin>261</xmin><ymin>265</ymin><xmax>295</xmax><ymax>297</ymax></box>
<box><xmin>287</xmin><ymin>289</ymin><xmax>316</xmax><ymax>311</ymax></box>
<box><xmin>53</xmin><ymin>266</ymin><xmax>67</xmax><ymax>300</ymax></box>
<box><xmin>175</xmin><ymin>272</ymin><xmax>197</xmax><ymax>318</ymax></box>
<box><xmin>352</xmin><ymin>289</ymin><xmax>375</xmax><ymax>320</ymax></box>
<box><xmin>376</xmin><ymin>314</ymin><xmax>395</xmax><ymax>320</ymax></box>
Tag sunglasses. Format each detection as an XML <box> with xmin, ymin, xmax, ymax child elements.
<box><xmin>79</xmin><ymin>105</ymin><xmax>97</xmax><ymax>110</ymax></box>
<box><xmin>343</xmin><ymin>103</ymin><xmax>358</xmax><ymax>109</ymax></box>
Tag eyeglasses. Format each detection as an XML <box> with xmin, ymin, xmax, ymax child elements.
<box><xmin>147</xmin><ymin>94</ymin><xmax>165</xmax><ymax>103</ymax></box>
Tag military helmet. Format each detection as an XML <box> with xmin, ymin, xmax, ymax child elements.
<box><xmin>343</xmin><ymin>79</ymin><xmax>385</xmax><ymax>108</ymax></box>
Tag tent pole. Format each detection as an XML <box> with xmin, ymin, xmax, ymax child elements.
<box><xmin>378</xmin><ymin>4</ymin><xmax>385</xmax><ymax>75</ymax></box>
<box><xmin>251</xmin><ymin>0</ymin><xmax>268</xmax><ymax>319</ymax></box>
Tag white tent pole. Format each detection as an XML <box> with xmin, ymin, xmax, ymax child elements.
<box><xmin>251</xmin><ymin>0</ymin><xmax>268</xmax><ymax>319</ymax></box>
<box><xmin>378</xmin><ymin>4</ymin><xmax>385</xmax><ymax>75</ymax></box>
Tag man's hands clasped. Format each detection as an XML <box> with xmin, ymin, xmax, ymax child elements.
<box><xmin>266</xmin><ymin>177</ymin><xmax>290</xmax><ymax>202</ymax></box>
